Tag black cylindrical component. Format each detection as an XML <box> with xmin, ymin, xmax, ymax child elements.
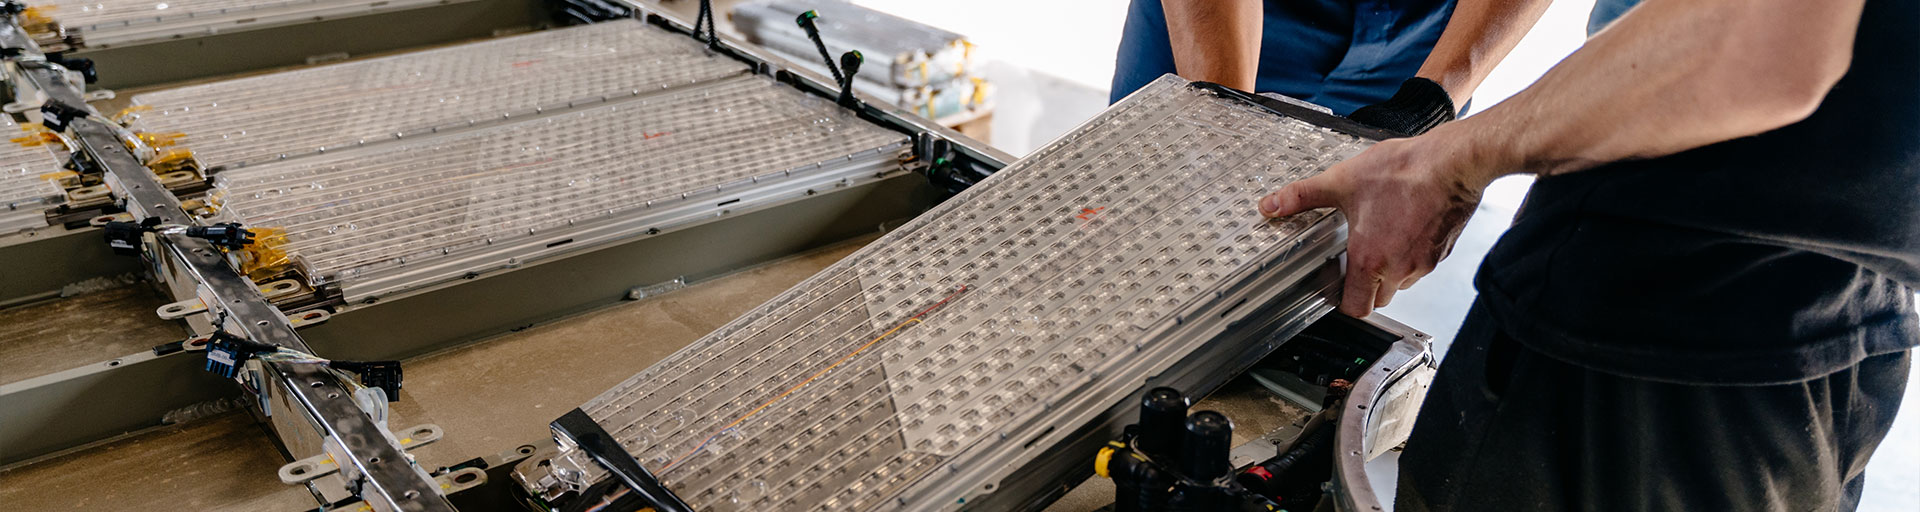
<box><xmin>1109</xmin><ymin>451</ymin><xmax>1171</xmax><ymax>512</ymax></box>
<box><xmin>1137</xmin><ymin>387</ymin><xmax>1189</xmax><ymax>459</ymax></box>
<box><xmin>1113</xmin><ymin>469</ymin><xmax>1142</xmax><ymax>512</ymax></box>
<box><xmin>1181</xmin><ymin>410</ymin><xmax>1233</xmax><ymax>481</ymax></box>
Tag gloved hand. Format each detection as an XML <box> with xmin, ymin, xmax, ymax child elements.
<box><xmin>1347</xmin><ymin>77</ymin><xmax>1457</xmax><ymax>136</ymax></box>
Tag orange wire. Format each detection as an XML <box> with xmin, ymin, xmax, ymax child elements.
<box><xmin>661</xmin><ymin>285</ymin><xmax>971</xmax><ymax>472</ymax></box>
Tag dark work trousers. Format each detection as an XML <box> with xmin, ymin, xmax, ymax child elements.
<box><xmin>1396</xmin><ymin>301</ymin><xmax>1911</xmax><ymax>511</ymax></box>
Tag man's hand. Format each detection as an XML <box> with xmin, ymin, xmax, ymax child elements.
<box><xmin>1256</xmin><ymin>128</ymin><xmax>1497</xmax><ymax>317</ymax></box>
<box><xmin>1257</xmin><ymin>0</ymin><xmax>1863</xmax><ymax>317</ymax></box>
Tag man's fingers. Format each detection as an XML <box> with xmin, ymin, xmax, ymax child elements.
<box><xmin>1374</xmin><ymin>283</ymin><xmax>1399</xmax><ymax>309</ymax></box>
<box><xmin>1258</xmin><ymin>174</ymin><xmax>1341</xmax><ymax>218</ymax></box>
<box><xmin>1340</xmin><ymin>265</ymin><xmax>1379</xmax><ymax>318</ymax></box>
<box><xmin>1398</xmin><ymin>267</ymin><xmax>1432</xmax><ymax>290</ymax></box>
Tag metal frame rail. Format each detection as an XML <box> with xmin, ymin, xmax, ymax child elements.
<box><xmin>0</xmin><ymin>9</ymin><xmax>455</xmax><ymax>512</ymax></box>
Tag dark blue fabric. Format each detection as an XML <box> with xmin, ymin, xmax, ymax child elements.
<box><xmin>1110</xmin><ymin>0</ymin><xmax>1455</xmax><ymax>115</ymax></box>
<box><xmin>1587</xmin><ymin>0</ymin><xmax>1643</xmax><ymax>35</ymax></box>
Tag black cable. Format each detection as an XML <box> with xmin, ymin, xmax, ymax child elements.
<box><xmin>693</xmin><ymin>0</ymin><xmax>718</xmax><ymax>49</ymax></box>
<box><xmin>795</xmin><ymin>10</ymin><xmax>844</xmax><ymax>84</ymax></box>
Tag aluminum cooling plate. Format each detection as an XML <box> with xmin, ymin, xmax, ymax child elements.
<box><xmin>126</xmin><ymin>20</ymin><xmax>749</xmax><ymax>169</ymax></box>
<box><xmin>211</xmin><ymin>74</ymin><xmax>909</xmax><ymax>300</ymax></box>
<box><xmin>533</xmin><ymin>75</ymin><xmax>1380</xmax><ymax>511</ymax></box>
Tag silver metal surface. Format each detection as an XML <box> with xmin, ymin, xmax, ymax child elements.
<box><xmin>205</xmin><ymin>73</ymin><xmax>908</xmax><ymax>299</ymax></box>
<box><xmin>29</xmin><ymin>0</ymin><xmax>485</xmax><ymax>49</ymax></box>
<box><xmin>537</xmin><ymin>75</ymin><xmax>1374</xmax><ymax>510</ymax></box>
<box><xmin>127</xmin><ymin>19</ymin><xmax>749</xmax><ymax>169</ymax></box>
<box><xmin>1332</xmin><ymin>322</ymin><xmax>1437</xmax><ymax>512</ymax></box>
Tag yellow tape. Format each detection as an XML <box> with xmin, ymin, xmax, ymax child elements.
<box><xmin>112</xmin><ymin>105</ymin><xmax>152</xmax><ymax>124</ymax></box>
<box><xmin>137</xmin><ymin>131</ymin><xmax>186</xmax><ymax>148</ymax></box>
<box><xmin>9</xmin><ymin>132</ymin><xmax>56</xmax><ymax>147</ymax></box>
<box><xmin>238</xmin><ymin>227</ymin><xmax>292</xmax><ymax>279</ymax></box>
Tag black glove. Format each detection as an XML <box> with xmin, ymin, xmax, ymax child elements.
<box><xmin>1347</xmin><ymin>77</ymin><xmax>1457</xmax><ymax>136</ymax></box>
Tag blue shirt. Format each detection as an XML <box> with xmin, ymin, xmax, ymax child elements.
<box><xmin>1109</xmin><ymin>0</ymin><xmax>1456</xmax><ymax>115</ymax></box>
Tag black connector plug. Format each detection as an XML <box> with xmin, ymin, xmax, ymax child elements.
<box><xmin>102</xmin><ymin>218</ymin><xmax>161</xmax><ymax>255</ymax></box>
<box><xmin>47</xmin><ymin>53</ymin><xmax>96</xmax><ymax>84</ymax></box>
<box><xmin>330</xmin><ymin>360</ymin><xmax>403</xmax><ymax>402</ymax></box>
<box><xmin>837</xmin><ymin>50</ymin><xmax>863</xmax><ymax>108</ymax></box>
<box><xmin>39</xmin><ymin>101</ymin><xmax>87</xmax><ymax>132</ymax></box>
<box><xmin>184</xmin><ymin>222</ymin><xmax>255</xmax><ymax>249</ymax></box>
<box><xmin>204</xmin><ymin>331</ymin><xmax>277</xmax><ymax>379</ymax></box>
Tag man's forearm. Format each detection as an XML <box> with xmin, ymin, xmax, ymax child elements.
<box><xmin>1161</xmin><ymin>0</ymin><xmax>1261</xmax><ymax>91</ymax></box>
<box><xmin>1414</xmin><ymin>0</ymin><xmax>1554</xmax><ymax>104</ymax></box>
<box><xmin>1438</xmin><ymin>0</ymin><xmax>1861</xmax><ymax>186</ymax></box>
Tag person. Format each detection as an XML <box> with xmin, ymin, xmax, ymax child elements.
<box><xmin>1111</xmin><ymin>0</ymin><xmax>1554</xmax><ymax>136</ymax></box>
<box><xmin>1256</xmin><ymin>0</ymin><xmax>1917</xmax><ymax>509</ymax></box>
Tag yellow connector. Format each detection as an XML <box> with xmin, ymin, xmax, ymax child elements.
<box><xmin>1094</xmin><ymin>444</ymin><xmax>1118</xmax><ymax>478</ymax></box>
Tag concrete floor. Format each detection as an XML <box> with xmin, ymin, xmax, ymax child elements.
<box><xmin>0</xmin><ymin>275</ymin><xmax>185</xmax><ymax>385</ymax></box>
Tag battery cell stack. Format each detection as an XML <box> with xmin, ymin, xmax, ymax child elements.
<box><xmin>732</xmin><ymin>0</ymin><xmax>990</xmax><ymax>122</ymax></box>
<box><xmin>121</xmin><ymin>20</ymin><xmax>911</xmax><ymax>298</ymax></box>
<box><xmin>214</xmin><ymin>75</ymin><xmax>907</xmax><ymax>291</ymax></box>
<box><xmin>0</xmin><ymin>116</ymin><xmax>71</xmax><ymax>234</ymax></box>
<box><xmin>552</xmin><ymin>75</ymin><xmax>1373</xmax><ymax>511</ymax></box>
<box><xmin>126</xmin><ymin>20</ymin><xmax>749</xmax><ymax>170</ymax></box>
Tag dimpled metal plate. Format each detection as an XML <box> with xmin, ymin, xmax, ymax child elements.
<box><xmin>565</xmin><ymin>75</ymin><xmax>1373</xmax><ymax>511</ymax></box>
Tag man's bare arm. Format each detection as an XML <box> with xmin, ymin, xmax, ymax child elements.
<box><xmin>1414</xmin><ymin>0</ymin><xmax>1555</xmax><ymax>104</ymax></box>
<box><xmin>1161</xmin><ymin>0</ymin><xmax>1261</xmax><ymax>91</ymax></box>
<box><xmin>1446</xmin><ymin>0</ymin><xmax>1861</xmax><ymax>182</ymax></box>
<box><xmin>1255</xmin><ymin>0</ymin><xmax>1865</xmax><ymax>317</ymax></box>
